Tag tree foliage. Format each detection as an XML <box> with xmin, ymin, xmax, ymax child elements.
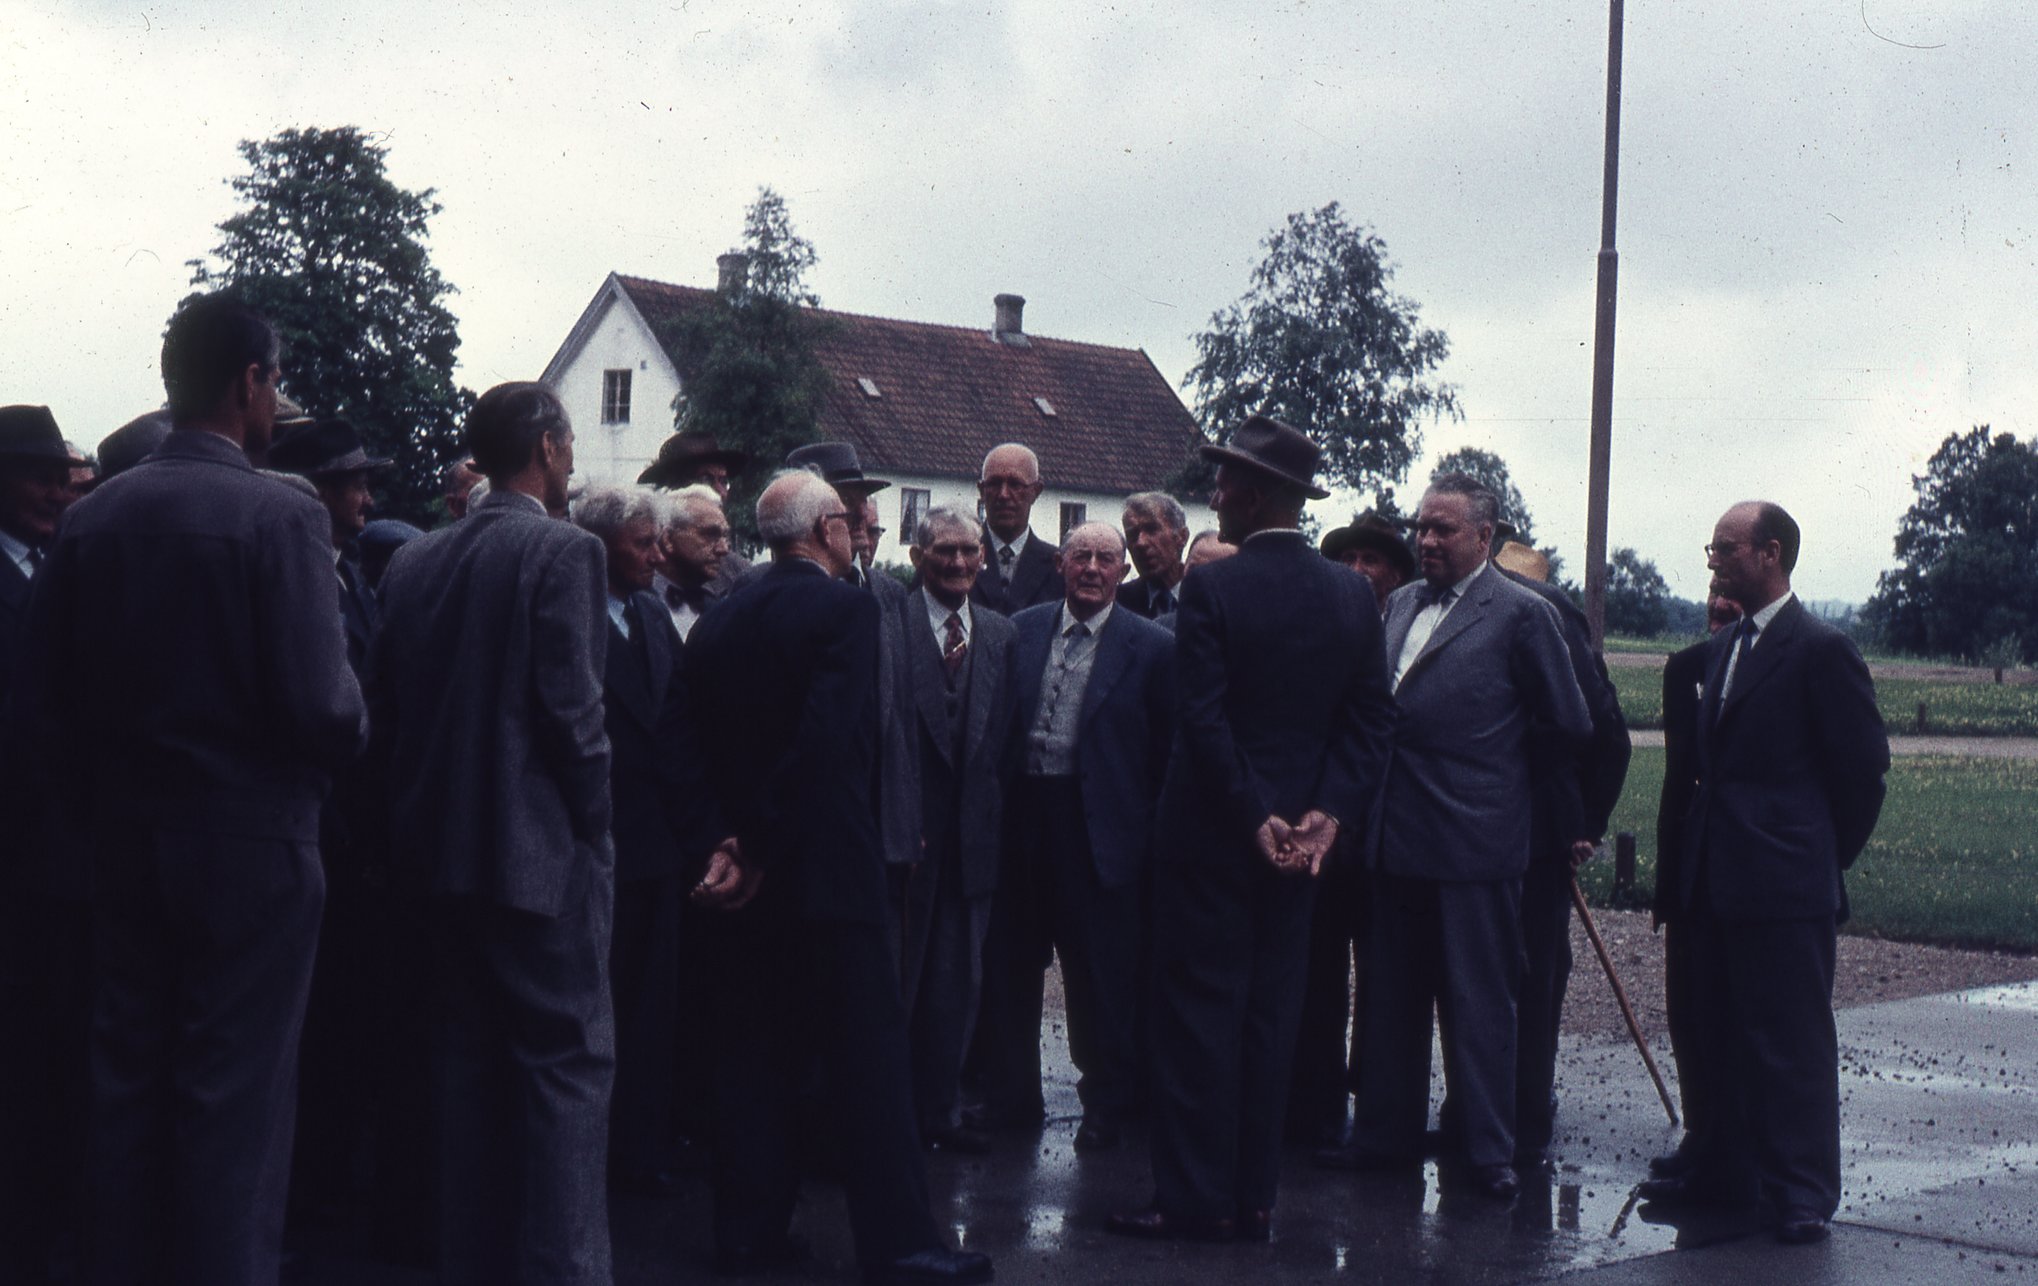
<box><xmin>1604</xmin><ymin>546</ymin><xmax>1671</xmax><ymax>636</ymax></box>
<box><xmin>1430</xmin><ymin>446</ymin><xmax>1535</xmax><ymax>547</ymax></box>
<box><xmin>1864</xmin><ymin>425</ymin><xmax>2038</xmax><ymax>664</ymax></box>
<box><xmin>658</xmin><ymin>187</ymin><xmax>834</xmax><ymax>542</ymax></box>
<box><xmin>187</xmin><ymin>126</ymin><xmax>469</xmax><ymax>523</ymax></box>
<box><xmin>1181</xmin><ymin>202</ymin><xmax>1458</xmax><ymax>498</ymax></box>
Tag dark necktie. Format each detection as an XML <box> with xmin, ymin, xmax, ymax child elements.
<box><xmin>1416</xmin><ymin>582</ymin><xmax>1456</xmax><ymax>611</ymax></box>
<box><xmin>1717</xmin><ymin>618</ymin><xmax>1756</xmax><ymax>718</ymax></box>
<box><xmin>999</xmin><ymin>545</ymin><xmax>1017</xmax><ymax>578</ymax></box>
<box><xmin>1151</xmin><ymin>587</ymin><xmax>1173</xmax><ymax>616</ymax></box>
<box><xmin>942</xmin><ymin>611</ymin><xmax>968</xmax><ymax>678</ymax></box>
<box><xmin>665</xmin><ymin>581</ymin><xmax>706</xmax><ymax>614</ymax></box>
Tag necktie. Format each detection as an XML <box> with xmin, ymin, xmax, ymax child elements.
<box><xmin>1417</xmin><ymin>582</ymin><xmax>1456</xmax><ymax>611</ymax></box>
<box><xmin>666</xmin><ymin>581</ymin><xmax>706</xmax><ymax>613</ymax></box>
<box><xmin>999</xmin><ymin>545</ymin><xmax>1017</xmax><ymax>577</ymax></box>
<box><xmin>1717</xmin><ymin>618</ymin><xmax>1756</xmax><ymax>717</ymax></box>
<box><xmin>943</xmin><ymin>612</ymin><xmax>968</xmax><ymax>678</ymax></box>
<box><xmin>1152</xmin><ymin>587</ymin><xmax>1172</xmax><ymax>616</ymax></box>
<box><xmin>27</xmin><ymin>546</ymin><xmax>44</xmax><ymax>572</ymax></box>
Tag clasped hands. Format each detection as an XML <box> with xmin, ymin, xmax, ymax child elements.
<box><xmin>1255</xmin><ymin>810</ymin><xmax>1339</xmax><ymax>877</ymax></box>
<box><xmin>692</xmin><ymin>836</ymin><xmax>762</xmax><ymax>910</ymax></box>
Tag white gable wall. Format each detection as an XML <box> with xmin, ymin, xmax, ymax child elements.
<box><xmin>548</xmin><ymin>289</ymin><xmax>682</xmax><ymax>487</ymax></box>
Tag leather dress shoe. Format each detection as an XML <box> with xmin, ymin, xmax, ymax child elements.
<box><xmin>1105</xmin><ymin>1207</ymin><xmax>1235</xmax><ymax>1242</ymax></box>
<box><xmin>1774</xmin><ymin>1207</ymin><xmax>1831</xmax><ymax>1245</ymax></box>
<box><xmin>923</xmin><ymin>1123</ymin><xmax>993</xmax><ymax>1155</ymax></box>
<box><xmin>1313</xmin><ymin>1142</ymin><xmax>1419</xmax><ymax>1173</ymax></box>
<box><xmin>863</xmin><ymin>1246</ymin><xmax>994</xmax><ymax>1285</ymax></box>
<box><xmin>1649</xmin><ymin>1144</ymin><xmax>1699</xmax><ymax>1178</ymax></box>
<box><xmin>714</xmin><ymin>1233</ymin><xmax>811</xmax><ymax>1276</ymax></box>
<box><xmin>1234</xmin><ymin>1207</ymin><xmax>1272</xmax><ymax>1243</ymax></box>
<box><xmin>1636</xmin><ymin>1175</ymin><xmax>1746</xmax><ymax>1209</ymax></box>
<box><xmin>963</xmin><ymin>1101</ymin><xmax>1044</xmax><ymax>1133</ymax></box>
<box><xmin>1073</xmin><ymin>1119</ymin><xmax>1121</xmax><ymax>1153</ymax></box>
<box><xmin>1467</xmin><ymin>1163</ymin><xmax>1519</xmax><ymax>1200</ymax></box>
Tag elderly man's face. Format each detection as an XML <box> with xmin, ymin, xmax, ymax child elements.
<box><xmin>666</xmin><ymin>499</ymin><xmax>730</xmax><ymax>587</ymax></box>
<box><xmin>841</xmin><ymin>488</ymin><xmax>874</xmax><ymax>567</ymax></box>
<box><xmin>1061</xmin><ymin>526</ymin><xmax>1129</xmax><ymax>619</ymax></box>
<box><xmin>316</xmin><ymin>470</ymin><xmax>375</xmax><ymax>548</ymax></box>
<box><xmin>861</xmin><ymin>496</ymin><xmax>884</xmax><ymax>569</ymax></box>
<box><xmin>1414</xmin><ymin>490</ymin><xmax>1491</xmax><ymax>588</ymax></box>
<box><xmin>1185</xmin><ymin>534</ymin><xmax>1237</xmax><ymax>570</ymax></box>
<box><xmin>910</xmin><ymin>520</ymin><xmax>985</xmax><ymax>609</ymax></box>
<box><xmin>977</xmin><ymin>447</ymin><xmax>1042</xmax><ymax>541</ymax></box>
<box><xmin>1123</xmin><ymin>507</ymin><xmax>1187</xmax><ymax>582</ymax></box>
<box><xmin>1352</xmin><ymin>547</ymin><xmax>1407</xmax><ymax>607</ymax></box>
<box><xmin>0</xmin><ymin>459</ymin><xmax>74</xmax><ymax>546</ymax></box>
<box><xmin>607</xmin><ymin>516</ymin><xmax>665</xmax><ymax>597</ymax></box>
<box><xmin>685</xmin><ymin>462</ymin><xmax>732</xmax><ymax>500</ymax></box>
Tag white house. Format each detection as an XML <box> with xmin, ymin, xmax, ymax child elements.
<box><xmin>539</xmin><ymin>266</ymin><xmax>1204</xmax><ymax>566</ymax></box>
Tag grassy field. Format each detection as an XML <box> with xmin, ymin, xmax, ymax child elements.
<box><xmin>1600</xmin><ymin>659</ymin><xmax>2038</xmax><ymax>736</ymax></box>
<box><xmin>1579</xmin><ymin>749</ymin><xmax>2038</xmax><ymax>953</ymax></box>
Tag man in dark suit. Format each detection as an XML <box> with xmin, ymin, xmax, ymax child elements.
<box><xmin>570</xmin><ymin>483</ymin><xmax>731</xmax><ymax>1197</ymax></box>
<box><xmin>1334</xmin><ymin>474</ymin><xmax>1590</xmax><ymax>1200</ymax></box>
<box><xmin>686</xmin><ymin>468</ymin><xmax>991</xmax><ymax>1286</ymax></box>
<box><xmin>1109</xmin><ymin>415</ymin><xmax>1396</xmax><ymax>1243</ymax></box>
<box><xmin>651</xmin><ymin>483</ymin><xmax>732</xmax><ymax>642</ymax></box>
<box><xmin>889</xmin><ymin>504</ymin><xmax>1016</xmax><ymax>1152</ymax></box>
<box><xmin>978</xmin><ymin>521</ymin><xmax>1173</xmax><ymax>1152</ymax></box>
<box><xmin>269</xmin><ymin>417</ymin><xmax>391</xmax><ymax>672</ymax></box>
<box><xmin>7</xmin><ymin>295</ymin><xmax>367</xmax><ymax>1286</ymax></box>
<box><xmin>1640</xmin><ymin>502</ymin><xmax>1888</xmax><ymax>1244</ymax></box>
<box><xmin>970</xmin><ymin>442</ymin><xmax>1063</xmax><ymax>615</ymax></box>
<box><xmin>1650</xmin><ymin>591</ymin><xmax>1742</xmax><ymax>1184</ymax></box>
<box><xmin>0</xmin><ymin>406</ymin><xmax>74</xmax><ymax>689</ymax></box>
<box><xmin>1117</xmin><ymin>490</ymin><xmax>1188</xmax><ymax>619</ymax></box>
<box><xmin>368</xmin><ymin>381</ymin><xmax>617</xmax><ymax>1285</ymax></box>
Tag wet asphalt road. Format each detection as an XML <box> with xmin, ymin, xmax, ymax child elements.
<box><xmin>290</xmin><ymin>978</ymin><xmax>2038</xmax><ymax>1284</ymax></box>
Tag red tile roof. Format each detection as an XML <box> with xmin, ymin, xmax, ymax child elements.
<box><xmin>615</xmin><ymin>275</ymin><xmax>1202</xmax><ymax>493</ymax></box>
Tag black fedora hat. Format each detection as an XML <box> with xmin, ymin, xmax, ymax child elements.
<box><xmin>0</xmin><ymin>405</ymin><xmax>72</xmax><ymax>465</ymax></box>
<box><xmin>98</xmin><ymin>410</ymin><xmax>174</xmax><ymax>482</ymax></box>
<box><xmin>786</xmin><ymin>440</ymin><xmax>890</xmax><ymax>495</ymax></box>
<box><xmin>1197</xmin><ymin>414</ymin><xmax>1330</xmax><ymax>500</ymax></box>
<box><xmin>268</xmin><ymin>418</ymin><xmax>393</xmax><ymax>478</ymax></box>
<box><xmin>1321</xmin><ymin>511</ymin><xmax>1415</xmax><ymax>580</ymax></box>
<box><xmin>639</xmin><ymin>431</ymin><xmax>750</xmax><ymax>487</ymax></box>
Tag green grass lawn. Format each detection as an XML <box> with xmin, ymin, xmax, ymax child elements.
<box><xmin>1599</xmin><ymin>660</ymin><xmax>2038</xmax><ymax>736</ymax></box>
<box><xmin>1579</xmin><ymin>749</ymin><xmax>2038</xmax><ymax>952</ymax></box>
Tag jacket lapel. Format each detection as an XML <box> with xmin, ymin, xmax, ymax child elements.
<box><xmin>1398</xmin><ymin>569</ymin><xmax>1493</xmax><ymax>685</ymax></box>
<box><xmin>0</xmin><ymin>556</ymin><xmax>29</xmax><ymax>613</ymax></box>
<box><xmin>962</xmin><ymin>619</ymin><xmax>1002</xmax><ymax>763</ymax></box>
<box><xmin>1077</xmin><ymin>611</ymin><xmax>1135</xmax><ymax>738</ymax></box>
<box><xmin>907</xmin><ymin>589</ymin><xmax>959</xmax><ymax>765</ymax></box>
<box><xmin>1010</xmin><ymin>535</ymin><xmax>1052</xmax><ymax>606</ymax></box>
<box><xmin>1717</xmin><ymin>598</ymin><xmax>1800</xmax><ymax>730</ymax></box>
<box><xmin>605</xmin><ymin>618</ymin><xmax>658</xmax><ymax>730</ymax></box>
<box><xmin>638</xmin><ymin>592</ymin><xmax>674</xmax><ymax>715</ymax></box>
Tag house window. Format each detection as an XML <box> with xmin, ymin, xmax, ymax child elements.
<box><xmin>900</xmin><ymin>488</ymin><xmax>931</xmax><ymax>546</ymax></box>
<box><xmin>1058</xmin><ymin>501</ymin><xmax>1086</xmax><ymax>543</ymax></box>
<box><xmin>601</xmin><ymin>369</ymin><xmax>632</xmax><ymax>424</ymax></box>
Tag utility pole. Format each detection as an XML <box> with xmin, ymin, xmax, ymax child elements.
<box><xmin>1583</xmin><ymin>0</ymin><xmax>1625</xmax><ymax>648</ymax></box>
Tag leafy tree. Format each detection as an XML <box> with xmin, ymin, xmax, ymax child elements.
<box><xmin>1430</xmin><ymin>446</ymin><xmax>1535</xmax><ymax>546</ymax></box>
<box><xmin>1180</xmin><ymin>203</ymin><xmax>1458</xmax><ymax>498</ymax></box>
<box><xmin>1604</xmin><ymin>546</ymin><xmax>1670</xmax><ymax>636</ymax></box>
<box><xmin>657</xmin><ymin>186</ymin><xmax>834</xmax><ymax>543</ymax></box>
<box><xmin>187</xmin><ymin>126</ymin><xmax>470</xmax><ymax>523</ymax></box>
<box><xmin>1864</xmin><ymin>425</ymin><xmax>2038</xmax><ymax>664</ymax></box>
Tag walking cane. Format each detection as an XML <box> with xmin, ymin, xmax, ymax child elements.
<box><xmin>1568</xmin><ymin>875</ymin><xmax>1679</xmax><ymax>1126</ymax></box>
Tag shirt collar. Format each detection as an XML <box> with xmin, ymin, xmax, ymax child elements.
<box><xmin>924</xmin><ymin>591</ymin><xmax>972</xmax><ymax>641</ymax></box>
<box><xmin>994</xmin><ymin>529</ymin><xmax>1030</xmax><ymax>560</ymax></box>
<box><xmin>607</xmin><ymin>593</ymin><xmax>632</xmax><ymax>635</ymax></box>
<box><xmin>1746</xmin><ymin>591</ymin><xmax>1794</xmax><ymax>638</ymax></box>
<box><xmin>1060</xmin><ymin>600</ymin><xmax>1113</xmax><ymax>639</ymax></box>
<box><xmin>1243</xmin><ymin>527</ymin><xmax>1302</xmax><ymax>544</ymax></box>
<box><xmin>0</xmin><ymin>529</ymin><xmax>33</xmax><ymax>577</ymax></box>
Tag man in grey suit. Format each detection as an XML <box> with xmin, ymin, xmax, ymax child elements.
<box><xmin>970</xmin><ymin>443</ymin><xmax>1064</xmax><ymax>615</ymax></box>
<box><xmin>369</xmin><ymin>382</ymin><xmax>620</xmax><ymax>1285</ymax></box>
<box><xmin>1335</xmin><ymin>472</ymin><xmax>1590</xmax><ymax>1200</ymax></box>
<box><xmin>892</xmin><ymin>504</ymin><xmax>1016</xmax><ymax>1152</ymax></box>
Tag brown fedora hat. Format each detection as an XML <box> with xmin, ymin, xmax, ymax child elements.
<box><xmin>1321</xmin><ymin>511</ymin><xmax>1415</xmax><ymax>580</ymax></box>
<box><xmin>268</xmin><ymin>418</ymin><xmax>394</xmax><ymax>478</ymax></box>
<box><xmin>639</xmin><ymin>431</ymin><xmax>750</xmax><ymax>487</ymax></box>
<box><xmin>1197</xmin><ymin>414</ymin><xmax>1330</xmax><ymax>500</ymax></box>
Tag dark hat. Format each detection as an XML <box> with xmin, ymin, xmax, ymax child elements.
<box><xmin>638</xmin><ymin>431</ymin><xmax>749</xmax><ymax>487</ymax></box>
<box><xmin>1197</xmin><ymin>414</ymin><xmax>1330</xmax><ymax>500</ymax></box>
<box><xmin>275</xmin><ymin>391</ymin><xmax>313</xmax><ymax>430</ymax></box>
<box><xmin>0</xmin><ymin>405</ymin><xmax>72</xmax><ymax>465</ymax></box>
<box><xmin>268</xmin><ymin>418</ymin><xmax>393</xmax><ymax>478</ymax></box>
<box><xmin>359</xmin><ymin>518</ymin><xmax>425</xmax><ymax>556</ymax></box>
<box><xmin>97</xmin><ymin>411</ymin><xmax>174</xmax><ymax>481</ymax></box>
<box><xmin>1321</xmin><ymin>511</ymin><xmax>1415</xmax><ymax>580</ymax></box>
<box><xmin>785</xmin><ymin>440</ymin><xmax>891</xmax><ymax>495</ymax></box>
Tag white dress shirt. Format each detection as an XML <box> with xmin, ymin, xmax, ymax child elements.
<box><xmin>1393</xmin><ymin>561</ymin><xmax>1487</xmax><ymax>690</ymax></box>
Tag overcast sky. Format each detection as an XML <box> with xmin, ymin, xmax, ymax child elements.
<box><xmin>5</xmin><ymin>0</ymin><xmax>2033</xmax><ymax>602</ymax></box>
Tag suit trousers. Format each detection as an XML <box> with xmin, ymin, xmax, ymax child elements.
<box><xmin>608</xmin><ymin>874</ymin><xmax>683</xmax><ymax>1181</ymax></box>
<box><xmin>702</xmin><ymin>894</ymin><xmax>942</xmax><ymax>1266</ymax></box>
<box><xmin>1513</xmin><ymin>856</ymin><xmax>1576</xmax><ymax>1154</ymax></box>
<box><xmin>84</xmin><ymin>829</ymin><xmax>325</xmax><ymax>1286</ymax></box>
<box><xmin>1288</xmin><ymin>854</ymin><xmax>1367</xmax><ymax>1143</ymax></box>
<box><xmin>1684</xmin><ymin>907</ymin><xmax>1840</xmax><ymax>1216</ymax></box>
<box><xmin>1354</xmin><ymin>872</ymin><xmax>1524</xmax><ymax>1168</ymax></box>
<box><xmin>980</xmin><ymin>776</ymin><xmax>1143</xmax><ymax>1126</ymax></box>
<box><xmin>0</xmin><ymin>887</ymin><xmax>93</xmax><ymax>1284</ymax></box>
<box><xmin>1147</xmin><ymin>855</ymin><xmax>1317</xmax><ymax>1220</ymax></box>
<box><xmin>893</xmin><ymin>850</ymin><xmax>991</xmax><ymax>1133</ymax></box>
<box><xmin>1661</xmin><ymin>920</ymin><xmax>1715</xmax><ymax>1156</ymax></box>
<box><xmin>431</xmin><ymin>875</ymin><xmax>616</xmax><ymax>1286</ymax></box>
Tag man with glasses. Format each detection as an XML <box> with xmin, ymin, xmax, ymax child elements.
<box><xmin>653</xmin><ymin>484</ymin><xmax>733</xmax><ymax>643</ymax></box>
<box><xmin>970</xmin><ymin>442</ymin><xmax>1063</xmax><ymax>615</ymax></box>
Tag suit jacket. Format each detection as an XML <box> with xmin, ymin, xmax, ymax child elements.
<box><xmin>1377</xmin><ymin>562</ymin><xmax>1592</xmax><ymax>882</ymax></box>
<box><xmin>604</xmin><ymin>591</ymin><xmax>721</xmax><ymax>884</ymax></box>
<box><xmin>1007</xmin><ymin>602</ymin><xmax>1175</xmax><ymax>889</ymax></box>
<box><xmin>1117</xmin><ymin>573</ymin><xmax>1183</xmax><ymax>622</ymax></box>
<box><xmin>9</xmin><ymin>430</ymin><xmax>365</xmax><ymax>862</ymax></box>
<box><xmin>1654</xmin><ymin>639</ymin><xmax>1711</xmax><ymax>923</ymax></box>
<box><xmin>970</xmin><ymin>529</ymin><xmax>1063</xmax><ymax>617</ymax></box>
<box><xmin>893</xmin><ymin>588</ymin><xmax>1015</xmax><ymax>899</ymax></box>
<box><xmin>685</xmin><ymin>558</ymin><xmax>890</xmax><ymax>925</ymax></box>
<box><xmin>870</xmin><ymin>568</ymin><xmax>920</xmax><ymax>870</ymax></box>
<box><xmin>0</xmin><ymin>554</ymin><xmax>29</xmax><ymax>707</ymax></box>
<box><xmin>337</xmin><ymin>553</ymin><xmax>378</xmax><ymax>676</ymax></box>
<box><xmin>1502</xmin><ymin>571</ymin><xmax>1632</xmax><ymax>860</ymax></box>
<box><xmin>368</xmin><ymin>490</ymin><xmax>613</xmax><ymax>916</ymax></box>
<box><xmin>1676</xmin><ymin>597</ymin><xmax>1889</xmax><ymax>922</ymax></box>
<box><xmin>1155</xmin><ymin>530</ymin><xmax>1396</xmax><ymax>867</ymax></box>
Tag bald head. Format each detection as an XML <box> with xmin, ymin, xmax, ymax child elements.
<box><xmin>1061</xmin><ymin>521</ymin><xmax>1129</xmax><ymax>620</ymax></box>
<box><xmin>978</xmin><ymin>442</ymin><xmax>1044</xmax><ymax>542</ymax></box>
<box><xmin>757</xmin><ymin>468</ymin><xmax>852</xmax><ymax>575</ymax></box>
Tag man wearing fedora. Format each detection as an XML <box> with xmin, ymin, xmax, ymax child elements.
<box><xmin>270</xmin><ymin>417</ymin><xmax>393</xmax><ymax>673</ymax></box>
<box><xmin>1109</xmin><ymin>414</ymin><xmax>1395</xmax><ymax>1243</ymax></box>
<box><xmin>1321</xmin><ymin>512</ymin><xmax>1415</xmax><ymax>615</ymax></box>
<box><xmin>0</xmin><ymin>406</ymin><xmax>75</xmax><ymax>688</ymax></box>
<box><xmin>641</xmin><ymin>429</ymin><xmax>751</xmax><ymax>592</ymax></box>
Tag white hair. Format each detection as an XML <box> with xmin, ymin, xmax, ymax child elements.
<box><xmin>662</xmin><ymin>482</ymin><xmax>725</xmax><ymax>530</ymax></box>
<box><xmin>570</xmin><ymin>483</ymin><xmax>663</xmax><ymax>540</ymax></box>
<box><xmin>913</xmin><ymin>504</ymin><xmax>984</xmax><ymax>550</ymax></box>
<box><xmin>979</xmin><ymin>442</ymin><xmax>1041</xmax><ymax>483</ymax></box>
<box><xmin>756</xmin><ymin>468</ymin><xmax>839</xmax><ymax>547</ymax></box>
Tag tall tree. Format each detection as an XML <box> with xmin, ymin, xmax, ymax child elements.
<box><xmin>658</xmin><ymin>186</ymin><xmax>834</xmax><ymax>543</ymax></box>
<box><xmin>1430</xmin><ymin>446</ymin><xmax>1535</xmax><ymax>546</ymax></box>
<box><xmin>187</xmin><ymin>126</ymin><xmax>470</xmax><ymax>522</ymax></box>
<box><xmin>1864</xmin><ymin>425</ymin><xmax>2038</xmax><ymax>663</ymax></box>
<box><xmin>1603</xmin><ymin>546</ymin><xmax>1671</xmax><ymax>636</ymax></box>
<box><xmin>1180</xmin><ymin>203</ymin><xmax>1458</xmax><ymax>497</ymax></box>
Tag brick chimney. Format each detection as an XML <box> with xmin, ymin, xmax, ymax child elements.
<box><xmin>993</xmin><ymin>293</ymin><xmax>1028</xmax><ymax>346</ymax></box>
<box><xmin>717</xmin><ymin>252</ymin><xmax>750</xmax><ymax>295</ymax></box>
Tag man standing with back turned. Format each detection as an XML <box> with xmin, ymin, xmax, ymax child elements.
<box><xmin>1641</xmin><ymin>502</ymin><xmax>1887</xmax><ymax>1244</ymax></box>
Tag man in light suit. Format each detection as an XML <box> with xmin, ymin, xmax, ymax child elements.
<box><xmin>1109</xmin><ymin>415</ymin><xmax>1396</xmax><ymax>1243</ymax></box>
<box><xmin>369</xmin><ymin>382</ymin><xmax>617</xmax><ymax>1285</ymax></box>
<box><xmin>977</xmin><ymin>522</ymin><xmax>1174</xmax><ymax>1152</ymax></box>
<box><xmin>1333</xmin><ymin>473</ymin><xmax>1590</xmax><ymax>1200</ymax></box>
<box><xmin>892</xmin><ymin>504</ymin><xmax>1016</xmax><ymax>1152</ymax></box>
<box><xmin>8</xmin><ymin>295</ymin><xmax>367</xmax><ymax>1286</ymax></box>
<box><xmin>970</xmin><ymin>442</ymin><xmax>1063</xmax><ymax>615</ymax></box>
<box><xmin>1641</xmin><ymin>502</ymin><xmax>1888</xmax><ymax>1245</ymax></box>
<box><xmin>686</xmin><ymin>469</ymin><xmax>990</xmax><ymax>1286</ymax></box>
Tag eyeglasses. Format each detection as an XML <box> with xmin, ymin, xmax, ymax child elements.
<box><xmin>1704</xmin><ymin>540</ymin><xmax>1769</xmax><ymax>558</ymax></box>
